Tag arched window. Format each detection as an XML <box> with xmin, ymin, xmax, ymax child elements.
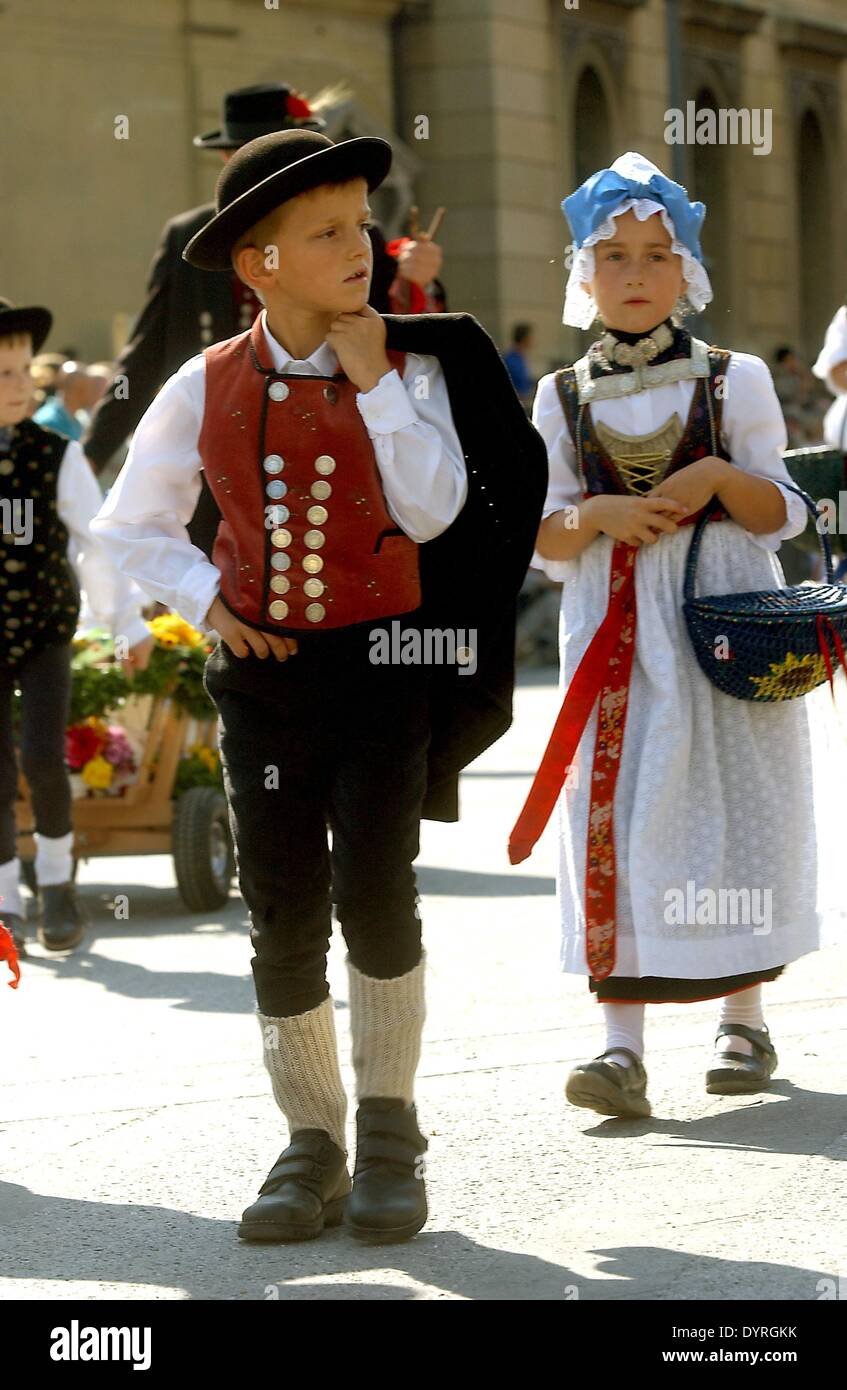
<box><xmin>797</xmin><ymin>108</ymin><xmax>834</xmax><ymax>362</ymax></box>
<box><xmin>688</xmin><ymin>87</ymin><xmax>730</xmax><ymax>341</ymax></box>
<box><xmin>574</xmin><ymin>67</ymin><xmax>612</xmax><ymax>188</ymax></box>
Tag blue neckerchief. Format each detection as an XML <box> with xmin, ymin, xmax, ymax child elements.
<box><xmin>563</xmin><ymin>166</ymin><xmax>705</xmax><ymax>261</ymax></box>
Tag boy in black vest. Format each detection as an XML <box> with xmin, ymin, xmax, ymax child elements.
<box><xmin>0</xmin><ymin>300</ymin><xmax>153</xmax><ymax>956</ymax></box>
<box><xmin>92</xmin><ymin>132</ymin><xmax>547</xmax><ymax>1244</ymax></box>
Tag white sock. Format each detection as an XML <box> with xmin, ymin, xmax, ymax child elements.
<box><xmin>601</xmin><ymin>1002</ymin><xmax>645</xmax><ymax>1068</ymax></box>
<box><xmin>0</xmin><ymin>858</ymin><xmax>24</xmax><ymax>919</ymax></box>
<box><xmin>716</xmin><ymin>986</ymin><xmax>765</xmax><ymax>1058</ymax></box>
<box><xmin>34</xmin><ymin>831</ymin><xmax>74</xmax><ymax>888</ymax></box>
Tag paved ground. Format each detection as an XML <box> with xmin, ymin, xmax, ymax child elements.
<box><xmin>2</xmin><ymin>670</ymin><xmax>846</xmax><ymax>1302</ymax></box>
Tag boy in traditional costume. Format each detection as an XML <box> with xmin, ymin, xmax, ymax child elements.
<box><xmin>93</xmin><ymin>130</ymin><xmax>546</xmax><ymax>1239</ymax></box>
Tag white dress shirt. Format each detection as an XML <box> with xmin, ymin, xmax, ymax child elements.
<box><xmin>812</xmin><ymin>305</ymin><xmax>847</xmax><ymax>450</ymax></box>
<box><xmin>56</xmin><ymin>440</ymin><xmax>150</xmax><ymax>647</ymax></box>
<box><xmin>90</xmin><ymin>312</ymin><xmax>468</xmax><ymax>633</ymax></box>
<box><xmin>531</xmin><ymin>349</ymin><xmax>806</xmax><ymax>581</ymax></box>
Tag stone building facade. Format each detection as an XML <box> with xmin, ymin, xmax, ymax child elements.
<box><xmin>2</xmin><ymin>0</ymin><xmax>846</xmax><ymax>374</ymax></box>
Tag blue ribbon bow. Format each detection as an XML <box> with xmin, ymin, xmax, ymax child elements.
<box><xmin>563</xmin><ymin>166</ymin><xmax>705</xmax><ymax>261</ymax></box>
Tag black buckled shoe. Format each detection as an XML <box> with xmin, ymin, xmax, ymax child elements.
<box><xmin>37</xmin><ymin>883</ymin><xmax>87</xmax><ymax>952</ymax></box>
<box><xmin>706</xmin><ymin>1023</ymin><xmax>778</xmax><ymax>1095</ymax></box>
<box><xmin>566</xmin><ymin>1048</ymin><xmax>652</xmax><ymax>1118</ymax></box>
<box><xmin>238</xmin><ymin>1130</ymin><xmax>351</xmax><ymax>1242</ymax></box>
<box><xmin>348</xmin><ymin>1098</ymin><xmax>428</xmax><ymax>1244</ymax></box>
<box><xmin>2</xmin><ymin>912</ymin><xmax>26</xmax><ymax>958</ymax></box>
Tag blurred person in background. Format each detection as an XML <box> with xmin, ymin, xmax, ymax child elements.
<box><xmin>772</xmin><ymin>345</ymin><xmax>828</xmax><ymax>448</ymax></box>
<box><xmin>812</xmin><ymin>304</ymin><xmax>847</xmax><ymax>451</ymax></box>
<box><xmin>33</xmin><ymin>362</ymin><xmax>104</xmax><ymax>442</ymax></box>
<box><xmin>502</xmin><ymin>323</ymin><xmax>535</xmax><ymax>409</ymax></box>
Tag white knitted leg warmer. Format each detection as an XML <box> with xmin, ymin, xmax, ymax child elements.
<box><xmin>257</xmin><ymin>997</ymin><xmax>348</xmax><ymax>1152</ymax></box>
<box><xmin>347</xmin><ymin>953</ymin><xmax>426</xmax><ymax>1104</ymax></box>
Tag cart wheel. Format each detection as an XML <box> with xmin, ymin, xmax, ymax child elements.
<box><xmin>172</xmin><ymin>787</ymin><xmax>235</xmax><ymax>911</ymax></box>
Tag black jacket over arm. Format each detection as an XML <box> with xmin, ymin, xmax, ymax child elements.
<box><xmin>384</xmin><ymin>313</ymin><xmax>548</xmax><ymax>819</ymax></box>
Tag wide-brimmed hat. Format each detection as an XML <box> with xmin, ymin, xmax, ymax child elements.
<box><xmin>0</xmin><ymin>298</ymin><xmax>52</xmax><ymax>352</ymax></box>
<box><xmin>194</xmin><ymin>82</ymin><xmax>326</xmax><ymax>149</ymax></box>
<box><xmin>183</xmin><ymin>129</ymin><xmax>392</xmax><ymax>272</ymax></box>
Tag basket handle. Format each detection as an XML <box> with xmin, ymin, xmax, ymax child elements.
<box><xmin>683</xmin><ymin>482</ymin><xmax>835</xmax><ymax>603</ymax></box>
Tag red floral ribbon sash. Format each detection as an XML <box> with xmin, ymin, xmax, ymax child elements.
<box><xmin>508</xmin><ymin>539</ymin><xmax>637</xmax><ymax>978</ymax></box>
<box><xmin>508</xmin><ymin>506</ymin><xmax>730</xmax><ymax>980</ymax></box>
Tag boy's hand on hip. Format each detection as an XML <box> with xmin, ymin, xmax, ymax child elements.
<box><xmin>327</xmin><ymin>305</ymin><xmax>391</xmax><ymax>394</ymax></box>
<box><xmin>206</xmin><ymin>596</ymin><xmax>297</xmax><ymax>661</ymax></box>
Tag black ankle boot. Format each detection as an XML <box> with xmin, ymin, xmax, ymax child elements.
<box><xmin>37</xmin><ymin>883</ymin><xmax>86</xmax><ymax>952</ymax></box>
<box><xmin>238</xmin><ymin>1130</ymin><xmax>351</xmax><ymax>1242</ymax></box>
<box><xmin>348</xmin><ymin>1098</ymin><xmax>428</xmax><ymax>1244</ymax></box>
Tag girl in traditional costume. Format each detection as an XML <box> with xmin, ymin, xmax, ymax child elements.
<box><xmin>510</xmin><ymin>153</ymin><xmax>845</xmax><ymax>1117</ymax></box>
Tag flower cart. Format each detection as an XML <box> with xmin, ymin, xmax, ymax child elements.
<box><xmin>13</xmin><ymin>616</ymin><xmax>235</xmax><ymax>912</ymax></box>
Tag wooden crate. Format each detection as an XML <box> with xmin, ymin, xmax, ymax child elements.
<box><xmin>15</xmin><ymin>696</ymin><xmax>218</xmax><ymax>862</ymax></box>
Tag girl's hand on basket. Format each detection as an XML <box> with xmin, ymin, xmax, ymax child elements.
<box><xmin>206</xmin><ymin>597</ymin><xmax>298</xmax><ymax>661</ymax></box>
<box><xmin>588</xmin><ymin>494</ymin><xmax>687</xmax><ymax>547</ymax></box>
<box><xmin>647</xmin><ymin>456</ymin><xmax>730</xmax><ymax>519</ymax></box>
<box><xmin>121</xmin><ymin>634</ymin><xmax>155</xmax><ymax>678</ymax></box>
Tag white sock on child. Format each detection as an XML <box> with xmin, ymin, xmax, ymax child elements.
<box><xmin>601</xmin><ymin>1001</ymin><xmax>645</xmax><ymax>1068</ymax></box>
<box><xmin>34</xmin><ymin>831</ymin><xmax>74</xmax><ymax>888</ymax></box>
<box><xmin>716</xmin><ymin>985</ymin><xmax>765</xmax><ymax>1058</ymax></box>
<box><xmin>0</xmin><ymin>857</ymin><xmax>23</xmax><ymax>919</ymax></box>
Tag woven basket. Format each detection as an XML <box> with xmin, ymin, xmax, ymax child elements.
<box><xmin>683</xmin><ymin>485</ymin><xmax>847</xmax><ymax>701</ymax></box>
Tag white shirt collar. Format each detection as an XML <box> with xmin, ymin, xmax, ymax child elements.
<box><xmin>260</xmin><ymin>310</ymin><xmax>338</xmax><ymax>377</ymax></box>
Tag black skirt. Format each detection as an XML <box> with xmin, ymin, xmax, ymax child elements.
<box><xmin>589</xmin><ymin>965</ymin><xmax>786</xmax><ymax>1004</ymax></box>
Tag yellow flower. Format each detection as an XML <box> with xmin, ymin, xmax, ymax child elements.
<box><xmin>82</xmin><ymin>754</ymin><xmax>114</xmax><ymax>789</ymax></box>
<box><xmin>748</xmin><ymin>649</ymin><xmax>827</xmax><ymax>700</ymax></box>
<box><xmin>148</xmin><ymin>614</ymin><xmax>205</xmax><ymax>648</ymax></box>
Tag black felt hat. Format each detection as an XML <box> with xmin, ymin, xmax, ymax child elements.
<box><xmin>0</xmin><ymin>298</ymin><xmax>52</xmax><ymax>352</ymax></box>
<box><xmin>183</xmin><ymin>129</ymin><xmax>392</xmax><ymax>272</ymax></box>
<box><xmin>193</xmin><ymin>82</ymin><xmax>326</xmax><ymax>149</ymax></box>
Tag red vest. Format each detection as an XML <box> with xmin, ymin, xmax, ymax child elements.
<box><xmin>199</xmin><ymin>317</ymin><xmax>421</xmax><ymax>632</ymax></box>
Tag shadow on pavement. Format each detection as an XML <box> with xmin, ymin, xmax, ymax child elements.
<box><xmin>0</xmin><ymin>1181</ymin><xmax>828</xmax><ymax>1301</ymax></box>
<box><xmin>577</xmin><ymin>1081</ymin><xmax>847</xmax><ymax>1160</ymax></box>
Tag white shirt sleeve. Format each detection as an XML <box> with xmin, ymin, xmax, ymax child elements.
<box><xmin>812</xmin><ymin>305</ymin><xmax>847</xmax><ymax>395</ymax></box>
<box><xmin>355</xmin><ymin>353</ymin><xmax>467</xmax><ymax>542</ymax></box>
<box><xmin>720</xmin><ymin>353</ymin><xmax>807</xmax><ymax>550</ymax></box>
<box><xmin>89</xmin><ymin>356</ymin><xmax>222</xmax><ymax>634</ymax></box>
<box><xmin>528</xmin><ymin>371</ymin><xmax>583</xmax><ymax>582</ymax></box>
<box><xmin>57</xmin><ymin>441</ymin><xmax>151</xmax><ymax>648</ymax></box>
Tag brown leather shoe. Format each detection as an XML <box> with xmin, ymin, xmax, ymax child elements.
<box><xmin>566</xmin><ymin>1048</ymin><xmax>651</xmax><ymax>1118</ymax></box>
<box><xmin>238</xmin><ymin>1130</ymin><xmax>351</xmax><ymax>1242</ymax></box>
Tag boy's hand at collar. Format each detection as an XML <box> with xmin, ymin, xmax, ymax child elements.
<box><xmin>206</xmin><ymin>597</ymin><xmax>298</xmax><ymax>662</ymax></box>
<box><xmin>326</xmin><ymin>304</ymin><xmax>392</xmax><ymax>395</ymax></box>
